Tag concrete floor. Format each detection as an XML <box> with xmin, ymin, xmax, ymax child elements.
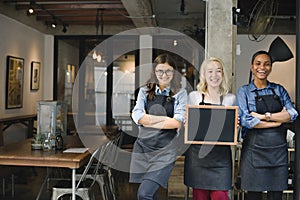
<box><xmin>0</xmin><ymin>163</ymin><xmax>295</xmax><ymax>200</ymax></box>
<box><xmin>0</xmin><ymin>166</ymin><xmax>187</xmax><ymax>200</ymax></box>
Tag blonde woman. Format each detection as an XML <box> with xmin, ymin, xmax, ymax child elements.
<box><xmin>184</xmin><ymin>57</ymin><xmax>235</xmax><ymax>200</ymax></box>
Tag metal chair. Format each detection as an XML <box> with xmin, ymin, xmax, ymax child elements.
<box><xmin>51</xmin><ymin>139</ymin><xmax>114</xmax><ymax>200</ymax></box>
<box><xmin>75</xmin><ymin>140</ymin><xmax>118</xmax><ymax>200</ymax></box>
<box><xmin>76</xmin><ymin>165</ymin><xmax>116</xmax><ymax>200</ymax></box>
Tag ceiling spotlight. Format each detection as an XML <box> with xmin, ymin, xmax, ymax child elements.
<box><xmin>27</xmin><ymin>1</ymin><xmax>35</xmax><ymax>15</ymax></box>
<box><xmin>51</xmin><ymin>20</ymin><xmax>57</xmax><ymax>28</ymax></box>
<box><xmin>180</xmin><ymin>0</ymin><xmax>188</xmax><ymax>15</ymax></box>
<box><xmin>62</xmin><ymin>24</ymin><xmax>67</xmax><ymax>33</ymax></box>
<box><xmin>28</xmin><ymin>8</ymin><xmax>34</xmax><ymax>14</ymax></box>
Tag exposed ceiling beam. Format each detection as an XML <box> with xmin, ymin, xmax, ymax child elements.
<box><xmin>0</xmin><ymin>1</ymin><xmax>133</xmax><ymax>35</ymax></box>
<box><xmin>15</xmin><ymin>3</ymin><xmax>125</xmax><ymax>10</ymax></box>
<box><xmin>32</xmin><ymin>9</ymin><xmax>127</xmax><ymax>16</ymax></box>
<box><xmin>120</xmin><ymin>0</ymin><xmax>156</xmax><ymax>28</ymax></box>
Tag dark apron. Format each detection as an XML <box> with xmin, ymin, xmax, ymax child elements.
<box><xmin>184</xmin><ymin>94</ymin><xmax>232</xmax><ymax>190</ymax></box>
<box><xmin>129</xmin><ymin>94</ymin><xmax>177</xmax><ymax>188</ymax></box>
<box><xmin>240</xmin><ymin>89</ymin><xmax>288</xmax><ymax>191</ymax></box>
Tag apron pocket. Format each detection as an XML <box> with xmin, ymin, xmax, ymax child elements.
<box><xmin>191</xmin><ymin>145</ymin><xmax>231</xmax><ymax>168</ymax></box>
<box><xmin>251</xmin><ymin>143</ymin><xmax>287</xmax><ymax>168</ymax></box>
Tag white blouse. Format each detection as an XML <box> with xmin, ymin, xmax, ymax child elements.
<box><xmin>188</xmin><ymin>91</ymin><xmax>236</xmax><ymax>106</ymax></box>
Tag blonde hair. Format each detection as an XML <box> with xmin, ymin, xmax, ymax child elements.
<box><xmin>196</xmin><ymin>57</ymin><xmax>230</xmax><ymax>96</ymax></box>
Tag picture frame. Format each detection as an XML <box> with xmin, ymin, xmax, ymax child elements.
<box><xmin>5</xmin><ymin>56</ymin><xmax>25</xmax><ymax>109</ymax></box>
<box><xmin>184</xmin><ymin>105</ymin><xmax>238</xmax><ymax>145</ymax></box>
<box><xmin>30</xmin><ymin>61</ymin><xmax>40</xmax><ymax>91</ymax></box>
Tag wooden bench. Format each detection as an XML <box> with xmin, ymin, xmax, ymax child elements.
<box><xmin>0</xmin><ymin>114</ymin><xmax>37</xmax><ymax>146</ymax></box>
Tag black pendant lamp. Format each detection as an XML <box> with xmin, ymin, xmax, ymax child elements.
<box><xmin>268</xmin><ymin>36</ymin><xmax>294</xmax><ymax>63</ymax></box>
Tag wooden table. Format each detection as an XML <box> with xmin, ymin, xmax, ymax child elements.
<box><xmin>0</xmin><ymin>136</ymin><xmax>93</xmax><ymax>200</ymax></box>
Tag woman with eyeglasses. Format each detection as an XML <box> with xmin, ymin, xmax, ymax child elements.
<box><xmin>130</xmin><ymin>53</ymin><xmax>187</xmax><ymax>200</ymax></box>
<box><xmin>184</xmin><ymin>57</ymin><xmax>235</xmax><ymax>200</ymax></box>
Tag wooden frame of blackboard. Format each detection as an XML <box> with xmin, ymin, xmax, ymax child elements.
<box><xmin>184</xmin><ymin>105</ymin><xmax>238</xmax><ymax>145</ymax></box>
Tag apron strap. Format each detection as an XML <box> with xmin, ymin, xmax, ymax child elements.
<box><xmin>254</xmin><ymin>90</ymin><xmax>271</xmax><ymax>112</ymax></box>
<box><xmin>254</xmin><ymin>88</ymin><xmax>282</xmax><ymax>113</ymax></box>
<box><xmin>270</xmin><ymin>88</ymin><xmax>282</xmax><ymax>104</ymax></box>
<box><xmin>199</xmin><ymin>93</ymin><xmax>205</xmax><ymax>105</ymax></box>
<box><xmin>199</xmin><ymin>93</ymin><xmax>223</xmax><ymax>105</ymax></box>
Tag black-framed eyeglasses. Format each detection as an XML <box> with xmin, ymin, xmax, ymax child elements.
<box><xmin>155</xmin><ymin>69</ymin><xmax>174</xmax><ymax>76</ymax></box>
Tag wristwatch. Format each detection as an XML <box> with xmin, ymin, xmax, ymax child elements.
<box><xmin>265</xmin><ymin>112</ymin><xmax>271</xmax><ymax>121</ymax></box>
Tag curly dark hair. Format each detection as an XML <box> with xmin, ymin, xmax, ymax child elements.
<box><xmin>146</xmin><ymin>53</ymin><xmax>182</xmax><ymax>100</ymax></box>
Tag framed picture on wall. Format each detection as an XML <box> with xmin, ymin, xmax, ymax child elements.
<box><xmin>30</xmin><ymin>61</ymin><xmax>40</xmax><ymax>91</ymax></box>
<box><xmin>5</xmin><ymin>56</ymin><xmax>24</xmax><ymax>109</ymax></box>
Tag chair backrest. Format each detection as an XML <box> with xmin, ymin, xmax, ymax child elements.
<box><xmin>103</xmin><ymin>133</ymin><xmax>122</xmax><ymax>166</ymax></box>
<box><xmin>75</xmin><ymin>139</ymin><xmax>113</xmax><ymax>189</ymax></box>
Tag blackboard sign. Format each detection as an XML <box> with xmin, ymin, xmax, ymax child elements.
<box><xmin>185</xmin><ymin>105</ymin><xmax>238</xmax><ymax>145</ymax></box>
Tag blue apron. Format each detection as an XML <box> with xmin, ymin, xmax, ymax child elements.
<box><xmin>129</xmin><ymin>94</ymin><xmax>177</xmax><ymax>188</ymax></box>
<box><xmin>240</xmin><ymin>89</ymin><xmax>288</xmax><ymax>191</ymax></box>
<box><xmin>184</xmin><ymin>94</ymin><xmax>232</xmax><ymax>190</ymax></box>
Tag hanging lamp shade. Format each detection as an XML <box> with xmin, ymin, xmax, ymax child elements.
<box><xmin>268</xmin><ymin>36</ymin><xmax>293</xmax><ymax>63</ymax></box>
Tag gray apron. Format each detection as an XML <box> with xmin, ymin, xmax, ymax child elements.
<box><xmin>240</xmin><ymin>89</ymin><xmax>288</xmax><ymax>191</ymax></box>
<box><xmin>129</xmin><ymin>94</ymin><xmax>177</xmax><ymax>188</ymax></box>
<box><xmin>184</xmin><ymin>95</ymin><xmax>232</xmax><ymax>190</ymax></box>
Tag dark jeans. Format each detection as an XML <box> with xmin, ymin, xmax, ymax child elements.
<box><xmin>137</xmin><ymin>179</ymin><xmax>159</xmax><ymax>200</ymax></box>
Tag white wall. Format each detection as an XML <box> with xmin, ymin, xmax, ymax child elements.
<box><xmin>236</xmin><ymin>35</ymin><xmax>296</xmax><ymax>102</ymax></box>
<box><xmin>0</xmin><ymin>14</ymin><xmax>54</xmax><ymax>117</ymax></box>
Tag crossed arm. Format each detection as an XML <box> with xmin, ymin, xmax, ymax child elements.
<box><xmin>250</xmin><ymin>107</ymin><xmax>291</xmax><ymax>129</ymax></box>
<box><xmin>132</xmin><ymin>88</ymin><xmax>186</xmax><ymax>130</ymax></box>
<box><xmin>138</xmin><ymin>114</ymin><xmax>182</xmax><ymax>130</ymax></box>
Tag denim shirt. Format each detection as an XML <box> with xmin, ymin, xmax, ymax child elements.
<box><xmin>236</xmin><ymin>81</ymin><xmax>298</xmax><ymax>131</ymax></box>
<box><xmin>131</xmin><ymin>85</ymin><xmax>187</xmax><ymax>125</ymax></box>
